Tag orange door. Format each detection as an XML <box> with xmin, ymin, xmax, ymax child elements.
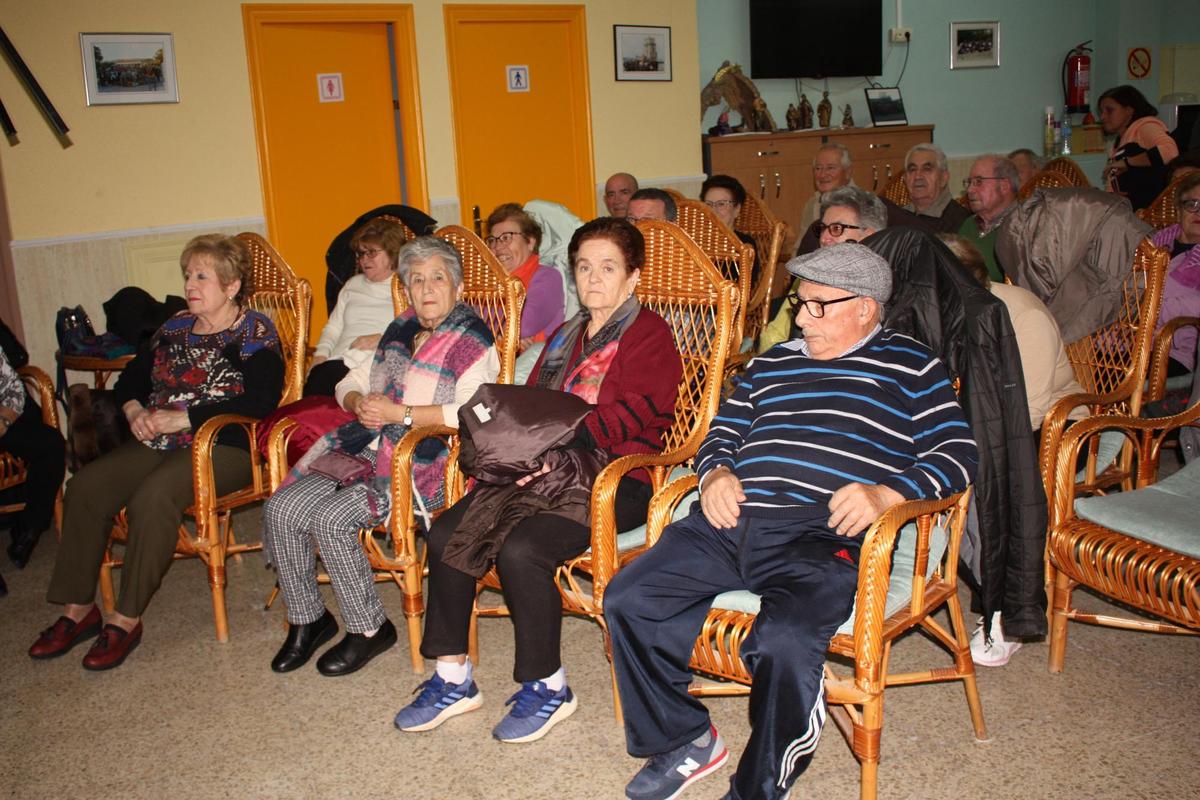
<box><xmin>445</xmin><ymin>5</ymin><xmax>594</xmax><ymax>227</ymax></box>
<box><xmin>244</xmin><ymin>6</ymin><xmax>426</xmax><ymax>331</ymax></box>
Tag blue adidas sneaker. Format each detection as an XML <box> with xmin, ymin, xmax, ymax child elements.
<box><xmin>626</xmin><ymin>725</ymin><xmax>729</xmax><ymax>800</ymax></box>
<box><xmin>393</xmin><ymin>673</ymin><xmax>483</xmax><ymax>732</ymax></box>
<box><xmin>490</xmin><ymin>681</ymin><xmax>578</xmax><ymax>743</ymax></box>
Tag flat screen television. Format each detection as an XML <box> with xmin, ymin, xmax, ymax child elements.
<box><xmin>749</xmin><ymin>0</ymin><xmax>883</xmax><ymax>79</ymax></box>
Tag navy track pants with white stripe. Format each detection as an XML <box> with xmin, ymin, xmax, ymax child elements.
<box><xmin>605</xmin><ymin>504</ymin><xmax>859</xmax><ymax>799</ymax></box>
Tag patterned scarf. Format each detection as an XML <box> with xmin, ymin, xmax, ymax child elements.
<box><xmin>289</xmin><ymin>302</ymin><xmax>493</xmax><ymax>511</ymax></box>
<box><xmin>535</xmin><ymin>294</ymin><xmax>641</xmax><ymax>402</ymax></box>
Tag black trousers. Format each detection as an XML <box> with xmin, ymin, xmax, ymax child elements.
<box><xmin>0</xmin><ymin>403</ymin><xmax>66</xmax><ymax>535</ymax></box>
<box><xmin>302</xmin><ymin>359</ymin><xmax>350</xmax><ymax>398</ymax></box>
<box><xmin>421</xmin><ymin>476</ymin><xmax>651</xmax><ymax>683</ymax></box>
<box><xmin>605</xmin><ymin>505</ymin><xmax>860</xmax><ymax>800</ymax></box>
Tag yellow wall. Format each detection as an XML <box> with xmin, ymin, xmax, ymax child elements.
<box><xmin>0</xmin><ymin>0</ymin><xmax>701</xmax><ymax>241</ymax></box>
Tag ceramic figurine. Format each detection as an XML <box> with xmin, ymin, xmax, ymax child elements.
<box><xmin>799</xmin><ymin>94</ymin><xmax>814</xmax><ymax>129</ymax></box>
<box><xmin>841</xmin><ymin>104</ymin><xmax>854</xmax><ymax>128</ymax></box>
<box><xmin>786</xmin><ymin>103</ymin><xmax>800</xmax><ymax>131</ymax></box>
<box><xmin>817</xmin><ymin>91</ymin><xmax>832</xmax><ymax>128</ymax></box>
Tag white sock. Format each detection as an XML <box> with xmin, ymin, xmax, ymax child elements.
<box><xmin>436</xmin><ymin>658</ymin><xmax>471</xmax><ymax>685</ymax></box>
<box><xmin>362</xmin><ymin>626</ymin><xmax>379</xmax><ymax>637</ymax></box>
<box><xmin>539</xmin><ymin>667</ymin><xmax>566</xmax><ymax>692</ymax></box>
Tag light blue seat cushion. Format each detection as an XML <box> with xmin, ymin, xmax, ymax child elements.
<box><xmin>1073</xmin><ymin>459</ymin><xmax>1200</xmax><ymax>559</ymax></box>
<box><xmin>739</xmin><ymin>336</ymin><xmax>755</xmax><ymax>354</ymax></box>
<box><xmin>1076</xmin><ymin>430</ymin><xmax>1127</xmax><ymax>482</ymax></box>
<box><xmin>612</xmin><ymin>466</ymin><xmax>698</xmax><ymax>552</ymax></box>
<box><xmin>710</xmin><ymin>520</ymin><xmax>949</xmax><ymax>637</ymax></box>
<box><xmin>511</xmin><ymin>342</ymin><xmax>544</xmax><ymax>385</ymax></box>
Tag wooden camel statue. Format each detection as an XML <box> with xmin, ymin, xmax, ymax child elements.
<box><xmin>700</xmin><ymin>60</ymin><xmax>777</xmax><ymax>133</ymax></box>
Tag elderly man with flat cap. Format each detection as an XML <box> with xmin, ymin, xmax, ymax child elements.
<box><xmin>605</xmin><ymin>243</ymin><xmax>978</xmax><ymax>800</ymax></box>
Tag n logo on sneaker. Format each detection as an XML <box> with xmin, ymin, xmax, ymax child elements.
<box><xmin>676</xmin><ymin>757</ymin><xmax>701</xmax><ymax>778</ymax></box>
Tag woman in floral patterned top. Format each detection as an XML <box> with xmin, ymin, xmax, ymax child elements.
<box><xmin>29</xmin><ymin>234</ymin><xmax>284</xmax><ymax>671</ymax></box>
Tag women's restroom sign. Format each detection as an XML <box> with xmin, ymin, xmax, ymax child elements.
<box><xmin>507</xmin><ymin>65</ymin><xmax>530</xmax><ymax>93</ymax></box>
<box><xmin>317</xmin><ymin>73</ymin><xmax>344</xmax><ymax>103</ymax></box>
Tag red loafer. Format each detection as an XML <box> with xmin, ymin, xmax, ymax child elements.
<box><xmin>29</xmin><ymin>605</ymin><xmax>103</xmax><ymax>659</ymax></box>
<box><xmin>81</xmin><ymin>622</ymin><xmax>143</xmax><ymax>671</ymax></box>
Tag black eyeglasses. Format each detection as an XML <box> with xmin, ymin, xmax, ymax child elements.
<box><xmin>355</xmin><ymin>248</ymin><xmax>384</xmax><ymax>260</ymax></box>
<box><xmin>813</xmin><ymin>221</ymin><xmax>864</xmax><ymax>237</ymax></box>
<box><xmin>484</xmin><ymin>231</ymin><xmax>523</xmax><ymax>248</ymax></box>
<box><xmin>787</xmin><ymin>292</ymin><xmax>859</xmax><ymax>318</ymax></box>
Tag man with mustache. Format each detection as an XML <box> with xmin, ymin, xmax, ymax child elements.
<box><xmin>903</xmin><ymin>143</ymin><xmax>970</xmax><ymax>233</ymax></box>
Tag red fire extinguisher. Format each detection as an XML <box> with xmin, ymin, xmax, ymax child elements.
<box><xmin>1062</xmin><ymin>41</ymin><xmax>1093</xmax><ymax>114</ymax></box>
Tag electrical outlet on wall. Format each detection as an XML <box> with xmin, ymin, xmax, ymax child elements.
<box><xmin>889</xmin><ymin>27</ymin><xmax>911</xmax><ymax>44</ymax></box>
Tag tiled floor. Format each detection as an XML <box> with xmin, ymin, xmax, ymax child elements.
<box><xmin>2</xmin><ymin>504</ymin><xmax>1197</xmax><ymax>800</ymax></box>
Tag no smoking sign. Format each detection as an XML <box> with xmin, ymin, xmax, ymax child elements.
<box><xmin>1126</xmin><ymin>47</ymin><xmax>1151</xmax><ymax>80</ymax></box>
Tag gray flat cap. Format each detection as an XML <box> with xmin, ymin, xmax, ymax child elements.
<box><xmin>786</xmin><ymin>242</ymin><xmax>892</xmax><ymax>304</ymax></box>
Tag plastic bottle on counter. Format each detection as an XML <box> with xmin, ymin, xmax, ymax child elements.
<box><xmin>1043</xmin><ymin>106</ymin><xmax>1056</xmax><ymax>158</ymax></box>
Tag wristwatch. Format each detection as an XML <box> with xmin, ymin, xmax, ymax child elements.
<box><xmin>402</xmin><ymin>405</ymin><xmax>413</xmax><ymax>427</ymax></box>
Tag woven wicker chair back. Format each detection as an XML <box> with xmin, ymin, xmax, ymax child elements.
<box><xmin>1137</xmin><ymin>173</ymin><xmax>1187</xmax><ymax>229</ymax></box>
<box><xmin>1043</xmin><ymin>157</ymin><xmax>1091</xmax><ymax>187</ymax></box>
<box><xmin>375</xmin><ymin>214</ymin><xmax>419</xmax><ymax>242</ymax></box>
<box><xmin>1018</xmin><ymin>169</ymin><xmax>1074</xmax><ymax>200</ymax></box>
<box><xmin>879</xmin><ymin>172</ymin><xmax>911</xmax><ymax>207</ymax></box>
<box><xmin>674</xmin><ymin>199</ymin><xmax>754</xmax><ymax>341</ymax></box>
<box><xmin>634</xmin><ymin>220</ymin><xmax>737</xmax><ymax>462</ymax></box>
<box><xmin>1064</xmin><ymin>238</ymin><xmax>1169</xmax><ymax>417</ymax></box>
<box><xmin>235</xmin><ymin>233</ymin><xmax>311</xmax><ymax>405</ymax></box>
<box><xmin>732</xmin><ymin>193</ymin><xmax>785</xmax><ymax>341</ymax></box>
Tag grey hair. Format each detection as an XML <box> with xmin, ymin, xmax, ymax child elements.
<box><xmin>905</xmin><ymin>143</ymin><xmax>948</xmax><ymax>173</ymax></box>
<box><xmin>820</xmin><ymin>186</ymin><xmax>888</xmax><ymax>233</ymax></box>
<box><xmin>397</xmin><ymin>236</ymin><xmax>464</xmax><ymax>288</ymax></box>
<box><xmin>1007</xmin><ymin>147</ymin><xmax>1045</xmax><ymax>169</ymax></box>
<box><xmin>978</xmin><ymin>154</ymin><xmax>1021</xmax><ymax>195</ymax></box>
<box><xmin>814</xmin><ymin>142</ymin><xmax>852</xmax><ymax>168</ymax></box>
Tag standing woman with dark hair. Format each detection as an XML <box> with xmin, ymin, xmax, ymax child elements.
<box><xmin>394</xmin><ymin>217</ymin><xmax>682</xmax><ymax>744</ymax></box>
<box><xmin>1100</xmin><ymin>84</ymin><xmax>1180</xmax><ymax>210</ymax></box>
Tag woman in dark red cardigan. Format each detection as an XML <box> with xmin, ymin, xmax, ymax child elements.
<box><xmin>394</xmin><ymin>217</ymin><xmax>682</xmax><ymax>743</ymax></box>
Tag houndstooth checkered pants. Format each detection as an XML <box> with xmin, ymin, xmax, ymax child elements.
<box><xmin>263</xmin><ymin>471</ymin><xmax>391</xmax><ymax>633</ymax></box>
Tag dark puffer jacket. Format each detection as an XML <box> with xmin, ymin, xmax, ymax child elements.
<box><xmin>867</xmin><ymin>227</ymin><xmax>1048</xmax><ymax>639</ymax></box>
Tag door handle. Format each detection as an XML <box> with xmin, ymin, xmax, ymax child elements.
<box><xmin>871</xmin><ymin>165</ymin><xmax>879</xmax><ymax>190</ymax></box>
<box><xmin>885</xmin><ymin>163</ymin><xmax>893</xmax><ymax>179</ymax></box>
<box><xmin>759</xmin><ymin>173</ymin><xmax>766</xmax><ymax>199</ymax></box>
<box><xmin>868</xmin><ymin>142</ymin><xmax>891</xmax><ymax>150</ymax></box>
<box><xmin>775</xmin><ymin>172</ymin><xmax>781</xmax><ymax>198</ymax></box>
<box><xmin>472</xmin><ymin>205</ymin><xmax>482</xmax><ymax>236</ymax></box>
<box><xmin>756</xmin><ymin>150</ymin><xmax>780</xmax><ymax>157</ymax></box>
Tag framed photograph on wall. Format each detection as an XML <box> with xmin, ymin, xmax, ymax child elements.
<box><xmin>864</xmin><ymin>87</ymin><xmax>908</xmax><ymax>126</ymax></box>
<box><xmin>80</xmin><ymin>32</ymin><xmax>179</xmax><ymax>105</ymax></box>
<box><xmin>614</xmin><ymin>25</ymin><xmax>672</xmax><ymax>81</ymax></box>
<box><xmin>949</xmin><ymin>21</ymin><xmax>1000</xmax><ymax>69</ymax></box>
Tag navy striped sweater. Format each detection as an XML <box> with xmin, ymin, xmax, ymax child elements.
<box><xmin>696</xmin><ymin>329</ymin><xmax>978</xmax><ymax>515</ymax></box>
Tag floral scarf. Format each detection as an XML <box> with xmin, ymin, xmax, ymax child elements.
<box><xmin>288</xmin><ymin>303</ymin><xmax>493</xmax><ymax>513</ymax></box>
<box><xmin>535</xmin><ymin>294</ymin><xmax>641</xmax><ymax>402</ymax></box>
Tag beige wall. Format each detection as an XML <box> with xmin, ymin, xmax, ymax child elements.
<box><xmin>0</xmin><ymin>0</ymin><xmax>701</xmax><ymax>371</ymax></box>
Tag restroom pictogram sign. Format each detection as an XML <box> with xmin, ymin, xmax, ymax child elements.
<box><xmin>317</xmin><ymin>73</ymin><xmax>344</xmax><ymax>103</ymax></box>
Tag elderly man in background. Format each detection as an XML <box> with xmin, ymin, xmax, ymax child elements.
<box><xmin>1007</xmin><ymin>148</ymin><xmax>1044</xmax><ymax>188</ymax></box>
<box><xmin>959</xmin><ymin>154</ymin><xmax>1020</xmax><ymax>282</ymax></box>
<box><xmin>604</xmin><ymin>172</ymin><xmax>639</xmax><ymax>218</ymax></box>
<box><xmin>903</xmin><ymin>143</ymin><xmax>970</xmax><ymax>232</ymax></box>
<box><xmin>626</xmin><ymin>188</ymin><xmax>678</xmax><ymax>223</ymax></box>
<box><xmin>760</xmin><ymin>186</ymin><xmax>887</xmax><ymax>351</ymax></box>
<box><xmin>799</xmin><ymin>142</ymin><xmax>855</xmax><ymax>233</ymax></box>
<box><xmin>606</xmin><ymin>243</ymin><xmax>977</xmax><ymax>800</ymax></box>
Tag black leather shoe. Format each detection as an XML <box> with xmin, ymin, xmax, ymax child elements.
<box><xmin>7</xmin><ymin>522</ymin><xmax>41</xmax><ymax>570</ymax></box>
<box><xmin>271</xmin><ymin>609</ymin><xmax>338</xmax><ymax>673</ymax></box>
<box><xmin>316</xmin><ymin>619</ymin><xmax>397</xmax><ymax>676</ymax></box>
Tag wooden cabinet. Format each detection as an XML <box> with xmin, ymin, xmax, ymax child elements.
<box><xmin>703</xmin><ymin>125</ymin><xmax>934</xmax><ymax>235</ymax></box>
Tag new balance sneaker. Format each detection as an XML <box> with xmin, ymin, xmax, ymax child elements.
<box><xmin>393</xmin><ymin>674</ymin><xmax>483</xmax><ymax>732</ymax></box>
<box><xmin>490</xmin><ymin>681</ymin><xmax>577</xmax><ymax>743</ymax></box>
<box><xmin>626</xmin><ymin>725</ymin><xmax>729</xmax><ymax>800</ymax></box>
<box><xmin>970</xmin><ymin>611</ymin><xmax>1022</xmax><ymax>667</ymax></box>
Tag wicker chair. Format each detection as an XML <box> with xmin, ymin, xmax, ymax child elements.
<box><xmin>470</xmin><ymin>220</ymin><xmax>738</xmax><ymax>668</ymax></box>
<box><xmin>268</xmin><ymin>225</ymin><xmax>525</xmax><ymax>672</ymax></box>
<box><xmin>675</xmin><ymin>198</ymin><xmax>754</xmax><ymax>349</ymax></box>
<box><xmin>1138</xmin><ymin>173</ymin><xmax>1188</xmax><ymax>229</ymax></box>
<box><xmin>1043</xmin><ymin>157</ymin><xmax>1091</xmax><ymax>187</ymax></box>
<box><xmin>1018</xmin><ymin>169</ymin><xmax>1074</xmax><ymax>200</ymax></box>
<box><xmin>879</xmin><ymin>171</ymin><xmax>910</xmax><ymax>207</ymax></box>
<box><xmin>0</xmin><ymin>365</ymin><xmax>63</xmax><ymax>533</ymax></box>
<box><xmin>1146</xmin><ymin>317</ymin><xmax>1200</xmax><ymax>405</ymax></box>
<box><xmin>1046</xmin><ymin>403</ymin><xmax>1200</xmax><ymax>674</ymax></box>
<box><xmin>732</xmin><ymin>192</ymin><xmax>785</xmax><ymax>348</ymax></box>
<box><xmin>640</xmin><ymin>478</ymin><xmax>984</xmax><ymax>800</ymax></box>
<box><xmin>99</xmin><ymin>233</ymin><xmax>312</xmax><ymax>642</ymax></box>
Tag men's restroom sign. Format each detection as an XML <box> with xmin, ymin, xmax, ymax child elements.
<box><xmin>317</xmin><ymin>73</ymin><xmax>344</xmax><ymax>103</ymax></box>
<box><xmin>507</xmin><ymin>65</ymin><xmax>530</xmax><ymax>93</ymax></box>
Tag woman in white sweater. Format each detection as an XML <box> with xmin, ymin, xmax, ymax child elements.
<box><xmin>305</xmin><ymin>218</ymin><xmax>405</xmax><ymax>396</ymax></box>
